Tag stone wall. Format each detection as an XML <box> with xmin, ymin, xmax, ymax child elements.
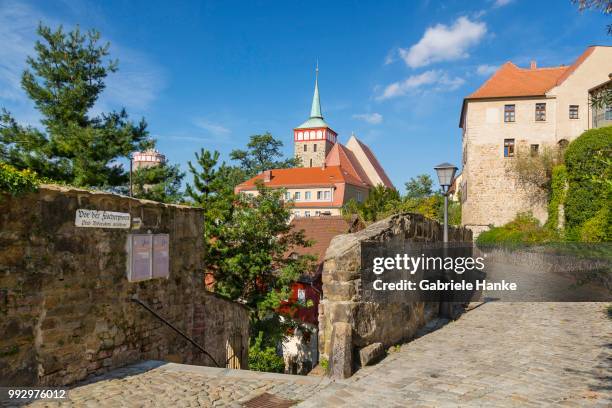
<box><xmin>318</xmin><ymin>213</ymin><xmax>472</xmax><ymax>378</ymax></box>
<box><xmin>0</xmin><ymin>185</ymin><xmax>249</xmax><ymax>386</ymax></box>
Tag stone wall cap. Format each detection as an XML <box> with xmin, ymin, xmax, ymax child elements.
<box><xmin>39</xmin><ymin>184</ymin><xmax>201</xmax><ymax>211</ymax></box>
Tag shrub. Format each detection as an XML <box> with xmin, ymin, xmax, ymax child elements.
<box><xmin>579</xmin><ymin>207</ymin><xmax>611</xmax><ymax>242</ymax></box>
<box><xmin>564</xmin><ymin>127</ymin><xmax>612</xmax><ymax>237</ymax></box>
<box><xmin>248</xmin><ymin>331</ymin><xmax>285</xmax><ymax>373</ymax></box>
<box><xmin>545</xmin><ymin>164</ymin><xmax>567</xmax><ymax>233</ymax></box>
<box><xmin>0</xmin><ymin>162</ymin><xmax>40</xmax><ymax>196</ymax></box>
<box><xmin>476</xmin><ymin>212</ymin><xmax>557</xmax><ymax>247</ymax></box>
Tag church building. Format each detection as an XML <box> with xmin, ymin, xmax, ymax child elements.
<box><xmin>235</xmin><ymin>68</ymin><xmax>393</xmax><ymax>217</ymax></box>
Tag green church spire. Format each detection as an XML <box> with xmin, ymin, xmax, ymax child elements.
<box><xmin>310</xmin><ymin>62</ymin><xmax>322</xmax><ymax>119</ymax></box>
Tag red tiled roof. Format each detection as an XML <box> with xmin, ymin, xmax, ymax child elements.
<box><xmin>325</xmin><ymin>143</ymin><xmax>372</xmax><ymax>186</ymax></box>
<box><xmin>467</xmin><ymin>47</ymin><xmax>595</xmax><ymax>100</ymax></box>
<box><xmin>287</xmin><ymin>216</ymin><xmax>351</xmax><ymax>271</ymax></box>
<box><xmin>235</xmin><ymin>165</ymin><xmax>366</xmax><ymax>190</ymax></box>
<box><xmin>352</xmin><ymin>138</ymin><xmax>395</xmax><ymax>188</ymax></box>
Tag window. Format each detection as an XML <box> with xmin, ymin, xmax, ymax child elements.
<box><xmin>315</xmin><ymin>211</ymin><xmax>321</xmax><ymax>216</ymax></box>
<box><xmin>317</xmin><ymin>191</ymin><xmax>322</xmax><ymax>200</ymax></box>
<box><xmin>504</xmin><ymin>104</ymin><xmax>515</xmax><ymax>122</ymax></box>
<box><xmin>305</xmin><ymin>191</ymin><xmax>311</xmax><ymax>200</ymax></box>
<box><xmin>535</xmin><ymin>103</ymin><xmax>546</xmax><ymax>121</ymax></box>
<box><xmin>293</xmin><ymin>210</ymin><xmax>300</xmax><ymax>217</ymax></box>
<box><xmin>569</xmin><ymin>105</ymin><xmax>579</xmax><ymax>119</ymax></box>
<box><xmin>305</xmin><ymin>211</ymin><xmax>311</xmax><ymax>217</ymax></box>
<box><xmin>313</xmin><ymin>144</ymin><xmax>317</xmax><ymax>152</ymax></box>
<box><xmin>303</xmin><ymin>144</ymin><xmax>307</xmax><ymax>152</ymax></box>
<box><xmin>530</xmin><ymin>144</ymin><xmax>539</xmax><ymax>156</ymax></box>
<box><xmin>309</xmin><ymin>159</ymin><xmax>312</xmax><ymax>167</ymax></box>
<box><xmin>606</xmin><ymin>106</ymin><xmax>612</xmax><ymax>120</ymax></box>
<box><xmin>323</xmin><ymin>191</ymin><xmax>330</xmax><ymax>200</ymax></box>
<box><xmin>504</xmin><ymin>139</ymin><xmax>515</xmax><ymax>157</ymax></box>
<box><xmin>297</xmin><ymin>288</ymin><xmax>306</xmax><ymax>302</ymax></box>
<box><xmin>294</xmin><ymin>191</ymin><xmax>301</xmax><ymax>200</ymax></box>
<box><xmin>357</xmin><ymin>191</ymin><xmax>363</xmax><ymax>202</ymax></box>
<box><xmin>284</xmin><ymin>192</ymin><xmax>291</xmax><ymax>200</ymax></box>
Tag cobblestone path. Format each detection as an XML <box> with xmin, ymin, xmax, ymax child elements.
<box><xmin>25</xmin><ymin>302</ymin><xmax>610</xmax><ymax>407</ymax></box>
<box><xmin>299</xmin><ymin>302</ymin><xmax>611</xmax><ymax>407</ymax></box>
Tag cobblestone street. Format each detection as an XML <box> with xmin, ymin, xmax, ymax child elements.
<box><xmin>24</xmin><ymin>302</ymin><xmax>611</xmax><ymax>407</ymax></box>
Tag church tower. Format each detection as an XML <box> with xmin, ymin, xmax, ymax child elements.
<box><xmin>293</xmin><ymin>66</ymin><xmax>337</xmax><ymax>167</ymax></box>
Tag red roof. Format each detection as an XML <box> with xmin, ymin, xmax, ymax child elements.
<box><xmin>460</xmin><ymin>46</ymin><xmax>596</xmax><ymax>127</ymax></box>
<box><xmin>352</xmin><ymin>138</ymin><xmax>395</xmax><ymax>188</ymax></box>
<box><xmin>325</xmin><ymin>143</ymin><xmax>371</xmax><ymax>186</ymax></box>
<box><xmin>287</xmin><ymin>216</ymin><xmax>352</xmax><ymax>276</ymax></box>
<box><xmin>235</xmin><ymin>165</ymin><xmax>367</xmax><ymax>190</ymax></box>
<box><xmin>468</xmin><ymin>47</ymin><xmax>595</xmax><ymax>99</ymax></box>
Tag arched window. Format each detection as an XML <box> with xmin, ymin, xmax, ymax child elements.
<box><xmin>558</xmin><ymin>139</ymin><xmax>569</xmax><ymax>149</ymax></box>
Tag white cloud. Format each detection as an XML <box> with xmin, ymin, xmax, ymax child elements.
<box><xmin>0</xmin><ymin>0</ymin><xmax>165</xmax><ymax>123</ymax></box>
<box><xmin>352</xmin><ymin>112</ymin><xmax>383</xmax><ymax>124</ymax></box>
<box><xmin>398</xmin><ymin>17</ymin><xmax>487</xmax><ymax>68</ymax></box>
<box><xmin>193</xmin><ymin>118</ymin><xmax>231</xmax><ymax>135</ymax></box>
<box><xmin>493</xmin><ymin>0</ymin><xmax>513</xmax><ymax>7</ymax></box>
<box><xmin>476</xmin><ymin>64</ymin><xmax>499</xmax><ymax>76</ymax></box>
<box><xmin>377</xmin><ymin>70</ymin><xmax>464</xmax><ymax>100</ymax></box>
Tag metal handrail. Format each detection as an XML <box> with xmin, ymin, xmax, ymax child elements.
<box><xmin>130</xmin><ymin>296</ymin><xmax>221</xmax><ymax>367</ymax></box>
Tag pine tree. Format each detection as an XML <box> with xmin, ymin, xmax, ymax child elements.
<box><xmin>131</xmin><ymin>163</ymin><xmax>184</xmax><ymax>203</ymax></box>
<box><xmin>0</xmin><ymin>24</ymin><xmax>152</xmax><ymax>187</ymax></box>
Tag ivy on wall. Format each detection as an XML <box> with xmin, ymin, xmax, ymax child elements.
<box><xmin>545</xmin><ymin>164</ymin><xmax>567</xmax><ymax>234</ymax></box>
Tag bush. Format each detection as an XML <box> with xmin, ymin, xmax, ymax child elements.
<box><xmin>476</xmin><ymin>212</ymin><xmax>557</xmax><ymax>247</ymax></box>
<box><xmin>545</xmin><ymin>164</ymin><xmax>567</xmax><ymax>232</ymax></box>
<box><xmin>0</xmin><ymin>162</ymin><xmax>40</xmax><ymax>196</ymax></box>
<box><xmin>579</xmin><ymin>207</ymin><xmax>611</xmax><ymax>242</ymax></box>
<box><xmin>248</xmin><ymin>331</ymin><xmax>285</xmax><ymax>373</ymax></box>
<box><xmin>564</xmin><ymin>127</ymin><xmax>612</xmax><ymax>237</ymax></box>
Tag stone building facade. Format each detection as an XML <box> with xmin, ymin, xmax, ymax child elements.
<box><xmin>459</xmin><ymin>46</ymin><xmax>612</xmax><ymax>236</ymax></box>
<box><xmin>0</xmin><ymin>185</ymin><xmax>249</xmax><ymax>386</ymax></box>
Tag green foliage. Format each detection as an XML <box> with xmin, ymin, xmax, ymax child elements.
<box><xmin>579</xmin><ymin>207</ymin><xmax>611</xmax><ymax>242</ymax></box>
<box><xmin>230</xmin><ymin>132</ymin><xmax>299</xmax><ymax>180</ymax></box>
<box><xmin>564</xmin><ymin>127</ymin><xmax>612</xmax><ymax>239</ymax></box>
<box><xmin>0</xmin><ymin>24</ymin><xmax>152</xmax><ymax>188</ymax></box>
<box><xmin>342</xmin><ymin>185</ymin><xmax>401</xmax><ymax>222</ymax></box>
<box><xmin>130</xmin><ymin>163</ymin><xmax>184</xmax><ymax>203</ymax></box>
<box><xmin>0</xmin><ymin>162</ymin><xmax>40</xmax><ymax>196</ymax></box>
<box><xmin>186</xmin><ymin>149</ymin><xmax>314</xmax><ymax>319</ymax></box>
<box><xmin>545</xmin><ymin>165</ymin><xmax>568</xmax><ymax>233</ymax></box>
<box><xmin>248</xmin><ymin>331</ymin><xmax>285</xmax><ymax>373</ymax></box>
<box><xmin>476</xmin><ymin>212</ymin><xmax>557</xmax><ymax>247</ymax></box>
<box><xmin>404</xmin><ymin>174</ymin><xmax>433</xmax><ymax>199</ymax></box>
<box><xmin>507</xmin><ymin>144</ymin><xmax>564</xmax><ymax>194</ymax></box>
<box><xmin>319</xmin><ymin>358</ymin><xmax>329</xmax><ymax>373</ymax></box>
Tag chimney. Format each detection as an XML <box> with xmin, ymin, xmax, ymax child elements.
<box><xmin>263</xmin><ymin>170</ymin><xmax>271</xmax><ymax>182</ymax></box>
<box><xmin>530</xmin><ymin>60</ymin><xmax>537</xmax><ymax>70</ymax></box>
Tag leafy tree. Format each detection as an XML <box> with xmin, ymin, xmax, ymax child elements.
<box><xmin>130</xmin><ymin>163</ymin><xmax>184</xmax><ymax>203</ymax></box>
<box><xmin>230</xmin><ymin>132</ymin><xmax>299</xmax><ymax>179</ymax></box>
<box><xmin>0</xmin><ymin>24</ymin><xmax>151</xmax><ymax>187</ymax></box>
<box><xmin>186</xmin><ymin>148</ymin><xmax>314</xmax><ymax>324</ymax></box>
<box><xmin>404</xmin><ymin>174</ymin><xmax>433</xmax><ymax>199</ymax></box>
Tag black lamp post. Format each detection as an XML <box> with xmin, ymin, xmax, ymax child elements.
<box><xmin>434</xmin><ymin>163</ymin><xmax>458</xmax><ymax>243</ymax></box>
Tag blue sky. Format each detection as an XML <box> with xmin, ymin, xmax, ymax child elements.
<box><xmin>1</xmin><ymin>0</ymin><xmax>610</xmax><ymax>191</ymax></box>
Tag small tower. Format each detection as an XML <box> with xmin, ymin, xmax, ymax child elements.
<box><xmin>132</xmin><ymin>149</ymin><xmax>166</xmax><ymax>170</ymax></box>
<box><xmin>293</xmin><ymin>65</ymin><xmax>337</xmax><ymax>167</ymax></box>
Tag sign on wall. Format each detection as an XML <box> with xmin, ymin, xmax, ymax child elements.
<box><xmin>75</xmin><ymin>209</ymin><xmax>131</xmax><ymax>229</ymax></box>
<box><xmin>127</xmin><ymin>234</ymin><xmax>170</xmax><ymax>282</ymax></box>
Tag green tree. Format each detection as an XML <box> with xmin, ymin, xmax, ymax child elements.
<box><xmin>230</xmin><ymin>132</ymin><xmax>299</xmax><ymax>179</ymax></box>
<box><xmin>404</xmin><ymin>174</ymin><xmax>434</xmax><ymax>199</ymax></box>
<box><xmin>131</xmin><ymin>163</ymin><xmax>184</xmax><ymax>203</ymax></box>
<box><xmin>0</xmin><ymin>24</ymin><xmax>151</xmax><ymax>187</ymax></box>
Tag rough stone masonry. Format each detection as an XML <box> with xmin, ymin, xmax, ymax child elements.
<box><xmin>318</xmin><ymin>213</ymin><xmax>472</xmax><ymax>378</ymax></box>
<box><xmin>0</xmin><ymin>184</ymin><xmax>249</xmax><ymax>386</ymax></box>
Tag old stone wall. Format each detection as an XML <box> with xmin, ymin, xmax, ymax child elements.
<box><xmin>318</xmin><ymin>213</ymin><xmax>472</xmax><ymax>378</ymax></box>
<box><xmin>0</xmin><ymin>185</ymin><xmax>249</xmax><ymax>386</ymax></box>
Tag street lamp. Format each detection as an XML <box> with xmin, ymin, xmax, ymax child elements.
<box><xmin>434</xmin><ymin>162</ymin><xmax>458</xmax><ymax>243</ymax></box>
